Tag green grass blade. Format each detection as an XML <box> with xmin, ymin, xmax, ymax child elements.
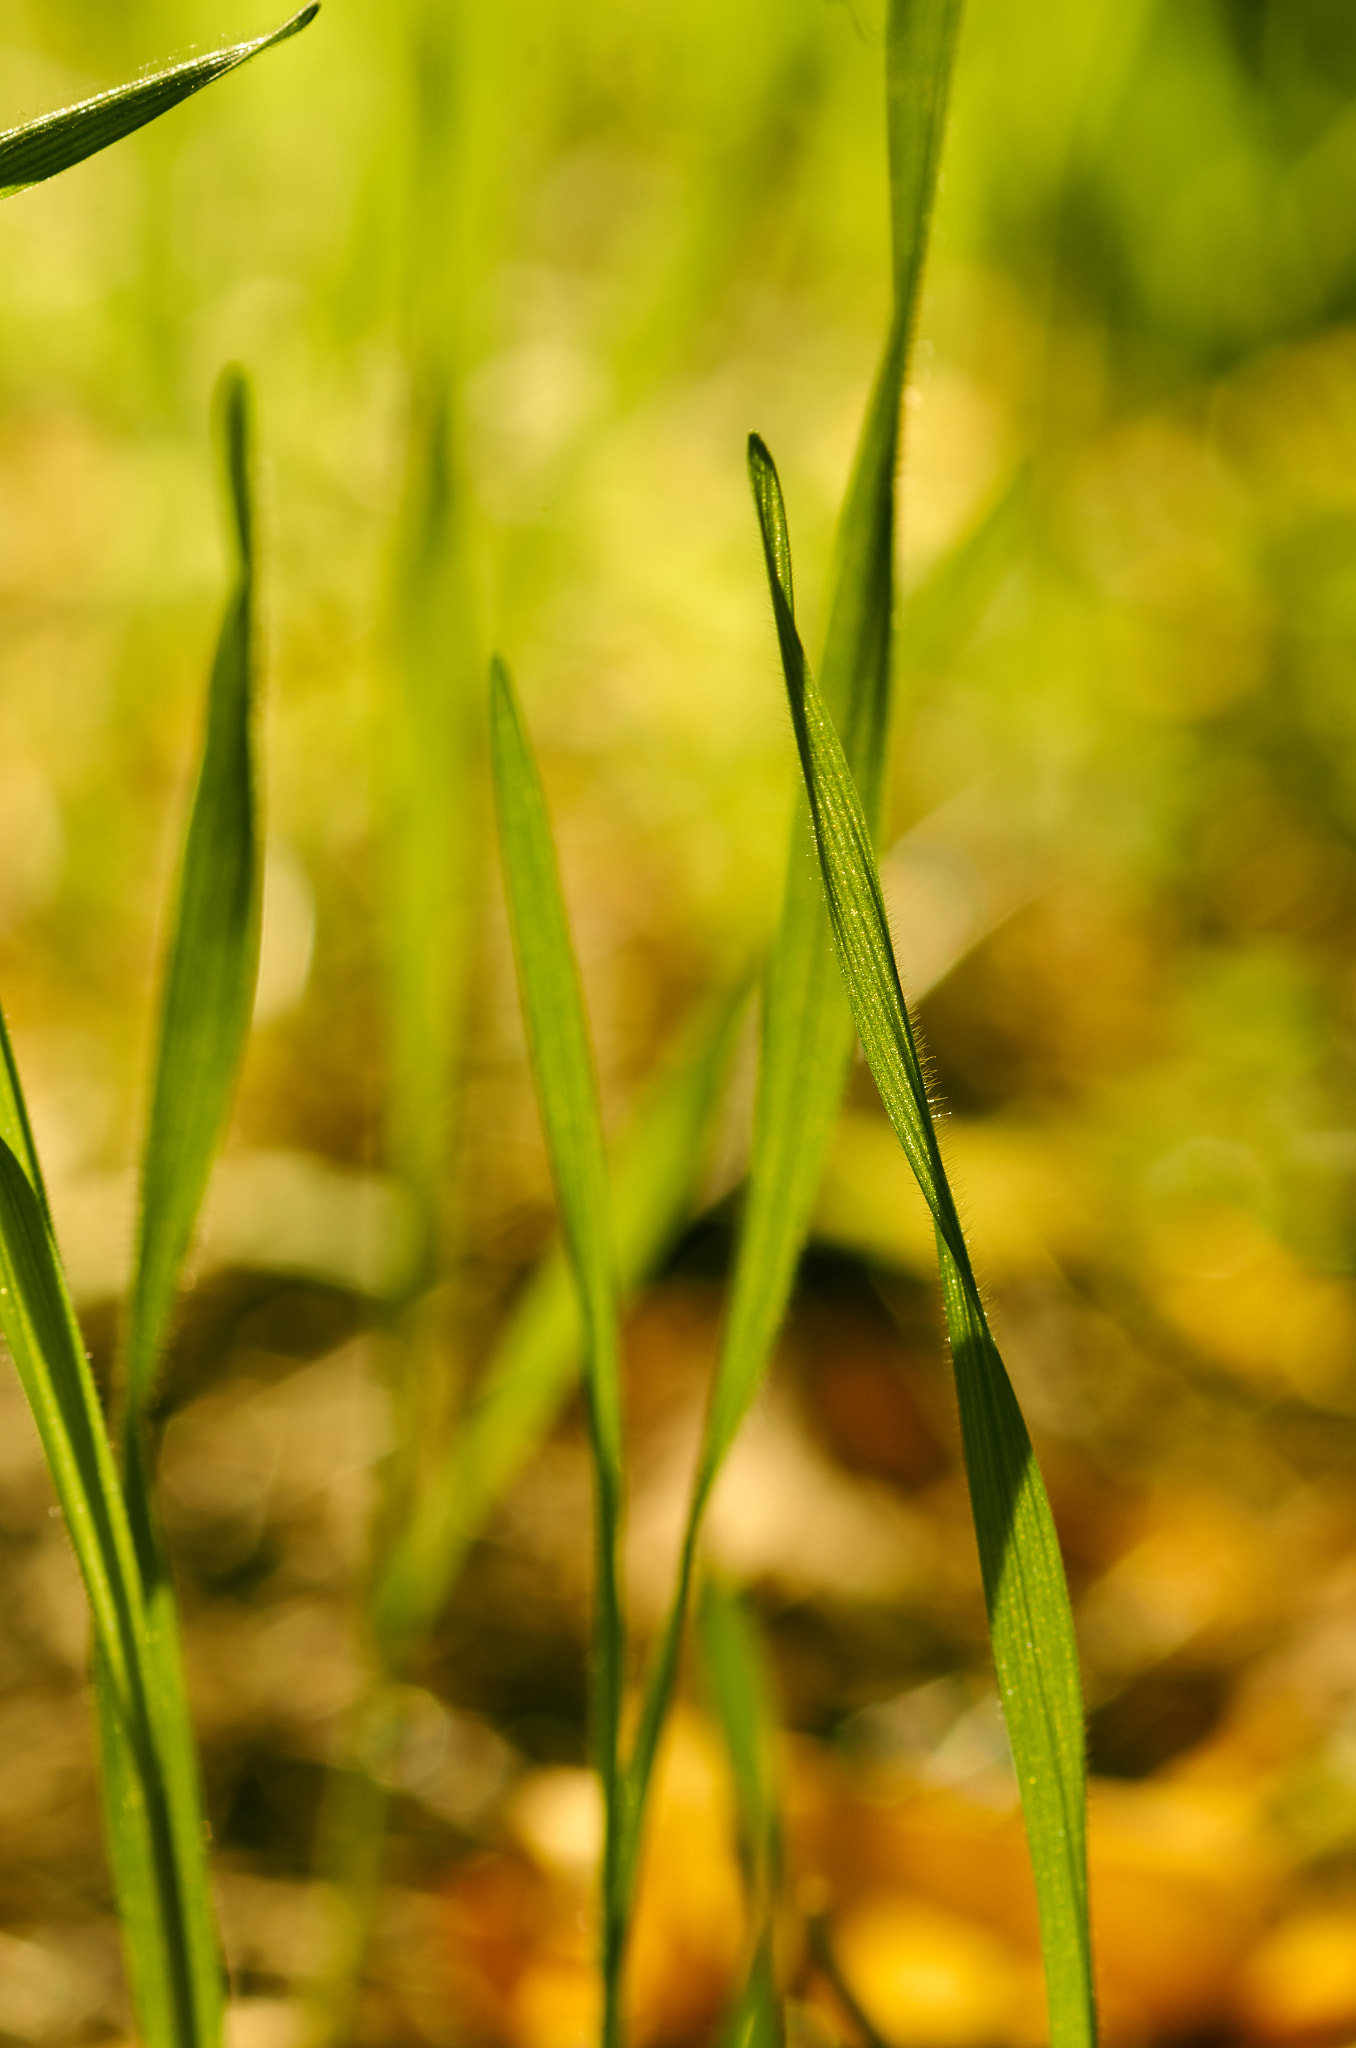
<box><xmin>0</xmin><ymin>1029</ymin><xmax>201</xmax><ymax>2038</ymax></box>
<box><xmin>125</xmin><ymin>367</ymin><xmax>262</xmax><ymax>1424</ymax></box>
<box><xmin>710</xmin><ymin>0</ymin><xmax>964</xmax><ymax>1478</ymax></box>
<box><xmin>372</xmin><ymin>988</ymin><xmax>742</xmax><ymax>1660</ymax></box>
<box><xmin>114</xmin><ymin>1447</ymin><xmax>225</xmax><ymax>2048</ymax></box>
<box><xmin>488</xmin><ymin>656</ymin><xmax>627</xmax><ymax>2048</ymax></box>
<box><xmin>93</xmin><ymin>1650</ymin><xmax>185</xmax><ymax>2047</ymax></box>
<box><xmin>0</xmin><ymin>1137</ymin><xmax>211</xmax><ymax>2046</ymax></box>
<box><xmin>718</xmin><ymin>1938</ymin><xmax>783</xmax><ymax>2048</ymax></box>
<box><xmin>699</xmin><ymin>1581</ymin><xmax>784</xmax><ymax>2048</ymax></box>
<box><xmin>747</xmin><ymin>435</ymin><xmax>1095</xmax><ymax>2048</ymax></box>
<box><xmin>0</xmin><ymin>1010</ymin><xmax>50</xmax><ymax>1222</ymax></box>
<box><xmin>697</xmin><ymin>1579</ymin><xmax>780</xmax><ymax>1903</ymax></box>
<box><xmin>96</xmin><ymin>366</ymin><xmax>265</xmax><ymax>2048</ymax></box>
<box><xmin>624</xmin><ymin>0</ymin><xmax>965</xmax><ymax>1879</ymax></box>
<box><xmin>0</xmin><ymin>7</ymin><xmax>319</xmax><ymax>201</ymax></box>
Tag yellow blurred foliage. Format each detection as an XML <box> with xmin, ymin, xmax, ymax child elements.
<box><xmin>1079</xmin><ymin>1490</ymin><xmax>1283</xmax><ymax>1667</ymax></box>
<box><xmin>448</xmin><ymin>1709</ymin><xmax>745</xmax><ymax>2048</ymax></box>
<box><xmin>625</xmin><ymin>1709</ymin><xmax>747</xmax><ymax>2048</ymax></box>
<box><xmin>1232</xmin><ymin>1903</ymin><xmax>1356</xmax><ymax>2042</ymax></box>
<box><xmin>831</xmin><ymin>1894</ymin><xmax>1044</xmax><ymax>2048</ymax></box>
<box><xmin>815</xmin><ymin>1112</ymin><xmax>1096</xmax><ymax>1282</ymax></box>
<box><xmin>1086</xmin><ymin>1780</ymin><xmax>1281</xmax><ymax>2040</ymax></box>
<box><xmin>1148</xmin><ymin>1206</ymin><xmax>1356</xmax><ymax>1402</ymax></box>
<box><xmin>791</xmin><ymin>1748</ymin><xmax>1284</xmax><ymax>2048</ymax></box>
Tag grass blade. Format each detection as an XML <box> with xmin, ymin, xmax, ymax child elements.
<box><xmin>718</xmin><ymin>1939</ymin><xmax>782</xmax><ymax>2048</ymax></box>
<box><xmin>698</xmin><ymin>1579</ymin><xmax>780</xmax><ymax>1908</ymax></box>
<box><xmin>711</xmin><ymin>0</ymin><xmax>964</xmax><ymax>1477</ymax></box>
<box><xmin>0</xmin><ymin>1012</ymin><xmax>49</xmax><ymax>1217</ymax></box>
<box><xmin>489</xmin><ymin>656</ymin><xmax>628</xmax><ymax>2048</ymax></box>
<box><xmin>373</xmin><ymin>988</ymin><xmax>743</xmax><ymax>1660</ymax></box>
<box><xmin>0</xmin><ymin>1135</ymin><xmax>212</xmax><ymax>2046</ymax></box>
<box><xmin>699</xmin><ymin>1580</ymin><xmax>784</xmax><ymax>2048</ymax></box>
<box><xmin>0</xmin><ymin>7</ymin><xmax>319</xmax><ymax>201</ymax></box>
<box><xmin>96</xmin><ymin>365</ymin><xmax>265</xmax><ymax>2048</ymax></box>
<box><xmin>125</xmin><ymin>366</ymin><xmax>262</xmax><ymax>1423</ymax></box>
<box><xmin>624</xmin><ymin>0</ymin><xmax>964</xmax><ymax>1881</ymax></box>
<box><xmin>747</xmin><ymin>434</ymin><xmax>1096</xmax><ymax>2048</ymax></box>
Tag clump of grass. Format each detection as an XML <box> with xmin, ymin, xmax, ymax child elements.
<box><xmin>0</xmin><ymin>21</ymin><xmax>313</xmax><ymax>2047</ymax></box>
<box><xmin>0</xmin><ymin>4</ymin><xmax>1099</xmax><ymax>2043</ymax></box>
<box><xmin>621</xmin><ymin>0</ymin><xmax>969</xmax><ymax>1965</ymax></box>
<box><xmin>480</xmin><ymin>0</ymin><xmax>1097</xmax><ymax>2039</ymax></box>
<box><xmin>0</xmin><ymin>366</ymin><xmax>263</xmax><ymax>2048</ymax></box>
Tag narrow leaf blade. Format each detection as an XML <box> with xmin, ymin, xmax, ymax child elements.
<box><xmin>626</xmin><ymin>0</ymin><xmax>966</xmax><ymax>1862</ymax></box>
<box><xmin>488</xmin><ymin>657</ymin><xmax>628</xmax><ymax>2040</ymax></box>
<box><xmin>699</xmin><ymin>1583</ymin><xmax>785</xmax><ymax>2048</ymax></box>
<box><xmin>0</xmin><ymin>7</ymin><xmax>319</xmax><ymax>200</ymax></box>
<box><xmin>125</xmin><ymin>366</ymin><xmax>262</xmax><ymax>1422</ymax></box>
<box><xmin>747</xmin><ymin>436</ymin><xmax>1095</xmax><ymax>2048</ymax></box>
<box><xmin>0</xmin><ymin>1139</ymin><xmax>212</xmax><ymax>2046</ymax></box>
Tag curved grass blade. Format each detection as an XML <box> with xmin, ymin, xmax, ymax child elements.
<box><xmin>747</xmin><ymin>435</ymin><xmax>1095</xmax><ymax>2048</ymax></box>
<box><xmin>373</xmin><ymin>986</ymin><xmax>743</xmax><ymax>1661</ymax></box>
<box><xmin>489</xmin><ymin>656</ymin><xmax>628</xmax><ymax>2048</ymax></box>
<box><xmin>713</xmin><ymin>0</ymin><xmax>965</xmax><ymax>1473</ymax></box>
<box><xmin>96</xmin><ymin>366</ymin><xmax>264</xmax><ymax>2048</ymax></box>
<box><xmin>0</xmin><ymin>1137</ymin><xmax>213</xmax><ymax>2046</ymax></box>
<box><xmin>124</xmin><ymin>366</ymin><xmax>262</xmax><ymax>1424</ymax></box>
<box><xmin>0</xmin><ymin>6</ymin><xmax>319</xmax><ymax>201</ymax></box>
<box><xmin>624</xmin><ymin>0</ymin><xmax>965</xmax><ymax>1885</ymax></box>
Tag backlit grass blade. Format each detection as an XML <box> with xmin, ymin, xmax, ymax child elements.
<box><xmin>100</xmin><ymin>366</ymin><xmax>265</xmax><ymax>2048</ymax></box>
<box><xmin>0</xmin><ymin>7</ymin><xmax>319</xmax><ymax>201</ymax></box>
<box><xmin>0</xmin><ymin>1136</ymin><xmax>213</xmax><ymax>2047</ymax></box>
<box><xmin>124</xmin><ymin>367</ymin><xmax>262</xmax><ymax>1423</ymax></box>
<box><xmin>0</xmin><ymin>1023</ymin><xmax>206</xmax><ymax>2042</ymax></box>
<box><xmin>0</xmin><ymin>1011</ymin><xmax>49</xmax><ymax>1217</ymax></box>
<box><xmin>489</xmin><ymin>656</ymin><xmax>628</xmax><ymax>2048</ymax></box>
<box><xmin>748</xmin><ymin>434</ymin><xmax>1096</xmax><ymax>2048</ymax></box>
<box><xmin>625</xmin><ymin>0</ymin><xmax>964</xmax><ymax>1870</ymax></box>
<box><xmin>712</xmin><ymin>0</ymin><xmax>964</xmax><ymax>1472</ymax></box>
<box><xmin>372</xmin><ymin>988</ymin><xmax>743</xmax><ymax>1661</ymax></box>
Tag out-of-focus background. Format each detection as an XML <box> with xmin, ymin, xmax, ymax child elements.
<box><xmin>6</xmin><ymin>0</ymin><xmax>1356</xmax><ymax>2043</ymax></box>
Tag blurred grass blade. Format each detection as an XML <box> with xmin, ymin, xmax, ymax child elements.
<box><xmin>698</xmin><ymin>1578</ymin><xmax>780</xmax><ymax>1903</ymax></box>
<box><xmin>0</xmin><ymin>1136</ymin><xmax>215</xmax><ymax>2046</ymax></box>
<box><xmin>747</xmin><ymin>434</ymin><xmax>1095</xmax><ymax>2048</ymax></box>
<box><xmin>625</xmin><ymin>0</ymin><xmax>964</xmax><ymax>1867</ymax></box>
<box><xmin>489</xmin><ymin>656</ymin><xmax>628</xmax><ymax>2048</ymax></box>
<box><xmin>0</xmin><ymin>7</ymin><xmax>319</xmax><ymax>201</ymax></box>
<box><xmin>373</xmin><ymin>987</ymin><xmax>743</xmax><ymax>1659</ymax></box>
<box><xmin>699</xmin><ymin>1581</ymin><xmax>784</xmax><ymax>2048</ymax></box>
<box><xmin>719</xmin><ymin>1938</ymin><xmax>783</xmax><ymax>2048</ymax></box>
<box><xmin>125</xmin><ymin>367</ymin><xmax>261</xmax><ymax>1423</ymax></box>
